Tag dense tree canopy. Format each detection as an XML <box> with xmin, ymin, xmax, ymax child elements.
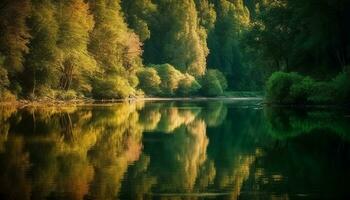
<box><xmin>245</xmin><ymin>0</ymin><xmax>350</xmax><ymax>75</ymax></box>
<box><xmin>23</xmin><ymin>0</ymin><xmax>59</xmax><ymax>96</ymax></box>
<box><xmin>0</xmin><ymin>0</ymin><xmax>349</xmax><ymax>102</ymax></box>
<box><xmin>245</xmin><ymin>0</ymin><xmax>350</xmax><ymax>104</ymax></box>
<box><xmin>88</xmin><ymin>0</ymin><xmax>143</xmax><ymax>98</ymax></box>
<box><xmin>0</xmin><ymin>0</ymin><xmax>31</xmax><ymax>94</ymax></box>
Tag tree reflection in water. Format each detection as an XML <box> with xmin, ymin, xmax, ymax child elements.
<box><xmin>0</xmin><ymin>101</ymin><xmax>350</xmax><ymax>200</ymax></box>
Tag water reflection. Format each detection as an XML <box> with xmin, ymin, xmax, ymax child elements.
<box><xmin>0</xmin><ymin>101</ymin><xmax>349</xmax><ymax>199</ymax></box>
<box><xmin>265</xmin><ymin>107</ymin><xmax>350</xmax><ymax>140</ymax></box>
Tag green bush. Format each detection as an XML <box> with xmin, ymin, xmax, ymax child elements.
<box><xmin>201</xmin><ymin>69</ymin><xmax>228</xmax><ymax>96</ymax></box>
<box><xmin>266</xmin><ymin>71</ymin><xmax>350</xmax><ymax>105</ymax></box>
<box><xmin>136</xmin><ymin>68</ymin><xmax>161</xmax><ymax>96</ymax></box>
<box><xmin>289</xmin><ymin>76</ymin><xmax>315</xmax><ymax>103</ymax></box>
<box><xmin>153</xmin><ymin>64</ymin><xmax>184</xmax><ymax>96</ymax></box>
<box><xmin>211</xmin><ymin>69</ymin><xmax>228</xmax><ymax>91</ymax></box>
<box><xmin>136</xmin><ymin>65</ymin><xmax>228</xmax><ymax>97</ymax></box>
<box><xmin>203</xmin><ymin>79</ymin><xmax>223</xmax><ymax>96</ymax></box>
<box><xmin>331</xmin><ymin>72</ymin><xmax>350</xmax><ymax>103</ymax></box>
<box><xmin>266</xmin><ymin>72</ymin><xmax>303</xmax><ymax>103</ymax></box>
<box><xmin>137</xmin><ymin>65</ymin><xmax>203</xmax><ymax>97</ymax></box>
<box><xmin>177</xmin><ymin>73</ymin><xmax>201</xmax><ymax>96</ymax></box>
<box><xmin>92</xmin><ymin>76</ymin><xmax>135</xmax><ymax>99</ymax></box>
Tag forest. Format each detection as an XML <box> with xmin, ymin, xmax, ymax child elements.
<box><xmin>0</xmin><ymin>0</ymin><xmax>349</xmax><ymax>104</ymax></box>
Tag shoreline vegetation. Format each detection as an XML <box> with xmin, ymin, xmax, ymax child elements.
<box><xmin>0</xmin><ymin>93</ymin><xmax>264</xmax><ymax>107</ymax></box>
<box><xmin>265</xmin><ymin>72</ymin><xmax>350</xmax><ymax>106</ymax></box>
<box><xmin>0</xmin><ymin>0</ymin><xmax>349</xmax><ymax>105</ymax></box>
<box><xmin>2</xmin><ymin>96</ymin><xmax>350</xmax><ymax>109</ymax></box>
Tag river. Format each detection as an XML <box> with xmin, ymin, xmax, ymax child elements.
<box><xmin>0</xmin><ymin>99</ymin><xmax>350</xmax><ymax>199</ymax></box>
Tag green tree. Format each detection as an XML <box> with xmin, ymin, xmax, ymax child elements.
<box><xmin>122</xmin><ymin>0</ymin><xmax>157</xmax><ymax>42</ymax></box>
<box><xmin>23</xmin><ymin>0</ymin><xmax>59</xmax><ymax>97</ymax></box>
<box><xmin>0</xmin><ymin>0</ymin><xmax>31</xmax><ymax>94</ymax></box>
<box><xmin>143</xmin><ymin>0</ymin><xmax>208</xmax><ymax>76</ymax></box>
<box><xmin>162</xmin><ymin>0</ymin><xmax>208</xmax><ymax>76</ymax></box>
<box><xmin>194</xmin><ymin>0</ymin><xmax>217</xmax><ymax>32</ymax></box>
<box><xmin>208</xmin><ymin>0</ymin><xmax>251</xmax><ymax>89</ymax></box>
<box><xmin>243</xmin><ymin>0</ymin><xmax>293</xmax><ymax>72</ymax></box>
<box><xmin>245</xmin><ymin>0</ymin><xmax>350</xmax><ymax>76</ymax></box>
<box><xmin>56</xmin><ymin>0</ymin><xmax>96</xmax><ymax>94</ymax></box>
<box><xmin>89</xmin><ymin>0</ymin><xmax>143</xmax><ymax>98</ymax></box>
<box><xmin>136</xmin><ymin>68</ymin><xmax>161</xmax><ymax>96</ymax></box>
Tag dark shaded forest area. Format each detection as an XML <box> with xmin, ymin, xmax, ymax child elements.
<box><xmin>0</xmin><ymin>0</ymin><xmax>349</xmax><ymax>103</ymax></box>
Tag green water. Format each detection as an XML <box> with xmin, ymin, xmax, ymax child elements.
<box><xmin>1</xmin><ymin>100</ymin><xmax>350</xmax><ymax>200</ymax></box>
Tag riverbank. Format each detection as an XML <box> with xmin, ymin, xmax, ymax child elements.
<box><xmin>0</xmin><ymin>96</ymin><xmax>264</xmax><ymax>107</ymax></box>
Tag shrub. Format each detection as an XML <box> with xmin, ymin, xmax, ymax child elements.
<box><xmin>266</xmin><ymin>71</ymin><xmax>350</xmax><ymax>105</ymax></box>
<box><xmin>203</xmin><ymin>78</ymin><xmax>223</xmax><ymax>96</ymax></box>
<box><xmin>331</xmin><ymin>72</ymin><xmax>350</xmax><ymax>103</ymax></box>
<box><xmin>201</xmin><ymin>69</ymin><xmax>228</xmax><ymax>96</ymax></box>
<box><xmin>92</xmin><ymin>76</ymin><xmax>135</xmax><ymax>99</ymax></box>
<box><xmin>177</xmin><ymin>73</ymin><xmax>201</xmax><ymax>96</ymax></box>
<box><xmin>137</xmin><ymin>68</ymin><xmax>161</xmax><ymax>96</ymax></box>
<box><xmin>136</xmin><ymin>65</ymin><xmax>227</xmax><ymax>97</ymax></box>
<box><xmin>289</xmin><ymin>76</ymin><xmax>315</xmax><ymax>104</ymax></box>
<box><xmin>266</xmin><ymin>72</ymin><xmax>303</xmax><ymax>104</ymax></box>
<box><xmin>210</xmin><ymin>69</ymin><xmax>228</xmax><ymax>91</ymax></box>
<box><xmin>153</xmin><ymin>64</ymin><xmax>184</xmax><ymax>96</ymax></box>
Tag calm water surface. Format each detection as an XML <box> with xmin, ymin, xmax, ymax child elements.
<box><xmin>1</xmin><ymin>100</ymin><xmax>350</xmax><ymax>200</ymax></box>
